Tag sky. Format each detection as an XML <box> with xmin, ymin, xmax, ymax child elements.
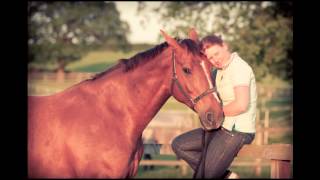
<box><xmin>114</xmin><ymin>1</ymin><xmax>162</xmax><ymax>44</ymax></box>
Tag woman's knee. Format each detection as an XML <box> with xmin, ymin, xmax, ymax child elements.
<box><xmin>172</xmin><ymin>128</ymin><xmax>202</xmax><ymax>154</ymax></box>
<box><xmin>171</xmin><ymin>137</ymin><xmax>183</xmax><ymax>153</ymax></box>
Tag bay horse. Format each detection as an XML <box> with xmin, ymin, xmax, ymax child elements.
<box><xmin>28</xmin><ymin>30</ymin><xmax>223</xmax><ymax>178</ymax></box>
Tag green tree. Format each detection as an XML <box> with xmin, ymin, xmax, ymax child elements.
<box><xmin>28</xmin><ymin>2</ymin><xmax>130</xmax><ymax>75</ymax></box>
<box><xmin>137</xmin><ymin>2</ymin><xmax>292</xmax><ymax>82</ymax></box>
<box><xmin>217</xmin><ymin>2</ymin><xmax>293</xmax><ymax>82</ymax></box>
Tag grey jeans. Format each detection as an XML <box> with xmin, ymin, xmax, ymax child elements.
<box><xmin>171</xmin><ymin>127</ymin><xmax>255</xmax><ymax>178</ymax></box>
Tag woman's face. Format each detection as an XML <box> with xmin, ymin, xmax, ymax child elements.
<box><xmin>202</xmin><ymin>43</ymin><xmax>230</xmax><ymax>69</ymax></box>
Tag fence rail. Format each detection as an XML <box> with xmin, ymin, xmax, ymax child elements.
<box><xmin>28</xmin><ymin>72</ymin><xmax>94</xmax><ymax>81</ymax></box>
<box><xmin>141</xmin><ymin>143</ymin><xmax>292</xmax><ymax>178</ymax></box>
<box><xmin>140</xmin><ymin>106</ymin><xmax>292</xmax><ymax>178</ymax></box>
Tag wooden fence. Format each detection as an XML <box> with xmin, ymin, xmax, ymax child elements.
<box><xmin>28</xmin><ymin>72</ymin><xmax>292</xmax><ymax>97</ymax></box>
<box><xmin>140</xmin><ymin>107</ymin><xmax>293</xmax><ymax>178</ymax></box>
<box><xmin>141</xmin><ymin>143</ymin><xmax>293</xmax><ymax>178</ymax></box>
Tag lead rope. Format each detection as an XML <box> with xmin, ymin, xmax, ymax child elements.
<box><xmin>193</xmin><ymin>68</ymin><xmax>220</xmax><ymax>178</ymax></box>
<box><xmin>193</xmin><ymin>129</ymin><xmax>207</xmax><ymax>178</ymax></box>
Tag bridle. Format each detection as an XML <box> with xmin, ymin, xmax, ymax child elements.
<box><xmin>170</xmin><ymin>49</ymin><xmax>217</xmax><ymax>110</ymax></box>
<box><xmin>170</xmin><ymin>49</ymin><xmax>223</xmax><ymax>178</ymax></box>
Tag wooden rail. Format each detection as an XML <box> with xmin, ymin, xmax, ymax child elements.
<box><xmin>141</xmin><ymin>143</ymin><xmax>292</xmax><ymax>178</ymax></box>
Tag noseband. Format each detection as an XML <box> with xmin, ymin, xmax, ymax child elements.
<box><xmin>170</xmin><ymin>50</ymin><xmax>217</xmax><ymax>110</ymax></box>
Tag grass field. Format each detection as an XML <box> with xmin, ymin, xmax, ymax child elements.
<box><xmin>135</xmin><ymin>165</ymin><xmax>271</xmax><ymax>178</ymax></box>
<box><xmin>66</xmin><ymin>50</ymin><xmax>140</xmax><ymax>72</ymax></box>
<box><xmin>135</xmin><ymin>154</ymin><xmax>271</xmax><ymax>178</ymax></box>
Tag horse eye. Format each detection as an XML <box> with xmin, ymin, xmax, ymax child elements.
<box><xmin>182</xmin><ymin>67</ymin><xmax>191</xmax><ymax>75</ymax></box>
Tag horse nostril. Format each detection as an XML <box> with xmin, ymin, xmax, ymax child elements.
<box><xmin>206</xmin><ymin>112</ymin><xmax>214</xmax><ymax>122</ymax></box>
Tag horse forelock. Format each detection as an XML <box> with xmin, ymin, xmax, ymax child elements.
<box><xmin>179</xmin><ymin>39</ymin><xmax>201</xmax><ymax>56</ymax></box>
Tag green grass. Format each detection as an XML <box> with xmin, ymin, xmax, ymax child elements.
<box><xmin>258</xmin><ymin>93</ymin><xmax>293</xmax><ymax>127</ymax></box>
<box><xmin>265</xmin><ymin>96</ymin><xmax>292</xmax><ymax>108</ymax></box>
<box><xmin>28</xmin><ymin>74</ymin><xmax>293</xmax><ymax>115</ymax></box>
<box><xmin>230</xmin><ymin>165</ymin><xmax>270</xmax><ymax>178</ymax></box>
<box><xmin>269</xmin><ymin>132</ymin><xmax>293</xmax><ymax>144</ymax></box>
<box><xmin>269</xmin><ymin>109</ymin><xmax>291</xmax><ymax>119</ymax></box>
<box><xmin>65</xmin><ymin>50</ymin><xmax>140</xmax><ymax>72</ymax></box>
<box><xmin>136</xmin><ymin>154</ymin><xmax>192</xmax><ymax>178</ymax></box>
<box><xmin>29</xmin><ymin>50</ymin><xmax>142</xmax><ymax>72</ymax></box>
<box><xmin>135</xmin><ymin>166</ymin><xmax>193</xmax><ymax>179</ymax></box>
<box><xmin>135</xmin><ymin>165</ymin><xmax>271</xmax><ymax>178</ymax></box>
<box><xmin>160</xmin><ymin>97</ymin><xmax>190</xmax><ymax>111</ymax></box>
<box><xmin>135</xmin><ymin>155</ymin><xmax>272</xmax><ymax>178</ymax></box>
<box><xmin>150</xmin><ymin>154</ymin><xmax>178</xmax><ymax>161</ymax></box>
<box><xmin>70</xmin><ymin>61</ymin><xmax>117</xmax><ymax>72</ymax></box>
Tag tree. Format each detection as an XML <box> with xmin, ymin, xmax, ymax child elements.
<box><xmin>220</xmin><ymin>2</ymin><xmax>293</xmax><ymax>82</ymax></box>
<box><xmin>137</xmin><ymin>2</ymin><xmax>293</xmax><ymax>82</ymax></box>
<box><xmin>28</xmin><ymin>2</ymin><xmax>131</xmax><ymax>75</ymax></box>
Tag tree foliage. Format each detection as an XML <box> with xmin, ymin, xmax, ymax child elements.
<box><xmin>28</xmin><ymin>2</ymin><xmax>130</xmax><ymax>71</ymax></box>
<box><xmin>137</xmin><ymin>2</ymin><xmax>292</xmax><ymax>81</ymax></box>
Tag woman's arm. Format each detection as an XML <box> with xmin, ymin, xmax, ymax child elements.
<box><xmin>222</xmin><ymin>86</ymin><xmax>249</xmax><ymax>116</ymax></box>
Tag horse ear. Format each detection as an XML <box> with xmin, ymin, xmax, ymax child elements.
<box><xmin>188</xmin><ymin>27</ymin><xmax>199</xmax><ymax>44</ymax></box>
<box><xmin>160</xmin><ymin>29</ymin><xmax>182</xmax><ymax>51</ymax></box>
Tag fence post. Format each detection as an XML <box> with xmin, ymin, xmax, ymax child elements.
<box><xmin>263</xmin><ymin>109</ymin><xmax>270</xmax><ymax>145</ymax></box>
<box><xmin>267</xmin><ymin>89</ymin><xmax>273</xmax><ymax>100</ymax></box>
<box><xmin>254</xmin><ymin>108</ymin><xmax>262</xmax><ymax>177</ymax></box>
<box><xmin>43</xmin><ymin>73</ymin><xmax>48</xmax><ymax>81</ymax></box>
<box><xmin>271</xmin><ymin>160</ymin><xmax>291</xmax><ymax>178</ymax></box>
<box><xmin>190</xmin><ymin>111</ymin><xmax>199</xmax><ymax>129</ymax></box>
<box><xmin>56</xmin><ymin>71</ymin><xmax>65</xmax><ymax>83</ymax></box>
<box><xmin>290</xmin><ymin>107</ymin><xmax>293</xmax><ymax>126</ymax></box>
<box><xmin>256</xmin><ymin>108</ymin><xmax>260</xmax><ymax>127</ymax></box>
<box><xmin>181</xmin><ymin>162</ymin><xmax>188</xmax><ymax>176</ymax></box>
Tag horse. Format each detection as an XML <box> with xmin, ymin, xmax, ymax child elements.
<box><xmin>28</xmin><ymin>29</ymin><xmax>224</xmax><ymax>178</ymax></box>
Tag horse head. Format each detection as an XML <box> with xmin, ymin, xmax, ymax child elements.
<box><xmin>160</xmin><ymin>29</ymin><xmax>224</xmax><ymax>131</ymax></box>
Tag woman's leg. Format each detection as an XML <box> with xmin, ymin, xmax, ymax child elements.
<box><xmin>197</xmin><ymin>128</ymin><xmax>255</xmax><ymax>178</ymax></box>
<box><xmin>171</xmin><ymin>128</ymin><xmax>205</xmax><ymax>170</ymax></box>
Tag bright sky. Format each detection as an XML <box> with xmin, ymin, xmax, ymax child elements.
<box><xmin>114</xmin><ymin>1</ymin><xmax>162</xmax><ymax>44</ymax></box>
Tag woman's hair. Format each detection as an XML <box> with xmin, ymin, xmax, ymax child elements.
<box><xmin>200</xmin><ymin>35</ymin><xmax>224</xmax><ymax>51</ymax></box>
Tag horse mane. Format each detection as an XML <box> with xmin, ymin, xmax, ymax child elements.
<box><xmin>90</xmin><ymin>38</ymin><xmax>201</xmax><ymax>80</ymax></box>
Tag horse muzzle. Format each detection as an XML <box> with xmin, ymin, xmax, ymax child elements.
<box><xmin>199</xmin><ymin>111</ymin><xmax>224</xmax><ymax>131</ymax></box>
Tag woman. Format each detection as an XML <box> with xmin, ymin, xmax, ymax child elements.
<box><xmin>171</xmin><ymin>34</ymin><xmax>257</xmax><ymax>178</ymax></box>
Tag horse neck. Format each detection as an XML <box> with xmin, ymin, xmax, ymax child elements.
<box><xmin>91</xmin><ymin>48</ymin><xmax>173</xmax><ymax>137</ymax></box>
<box><xmin>124</xmin><ymin>49</ymin><xmax>173</xmax><ymax>134</ymax></box>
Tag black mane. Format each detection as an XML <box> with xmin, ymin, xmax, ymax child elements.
<box><xmin>90</xmin><ymin>38</ymin><xmax>201</xmax><ymax>80</ymax></box>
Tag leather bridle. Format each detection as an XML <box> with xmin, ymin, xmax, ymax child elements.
<box><xmin>170</xmin><ymin>50</ymin><xmax>217</xmax><ymax>110</ymax></box>
<box><xmin>170</xmin><ymin>49</ymin><xmax>223</xmax><ymax>178</ymax></box>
